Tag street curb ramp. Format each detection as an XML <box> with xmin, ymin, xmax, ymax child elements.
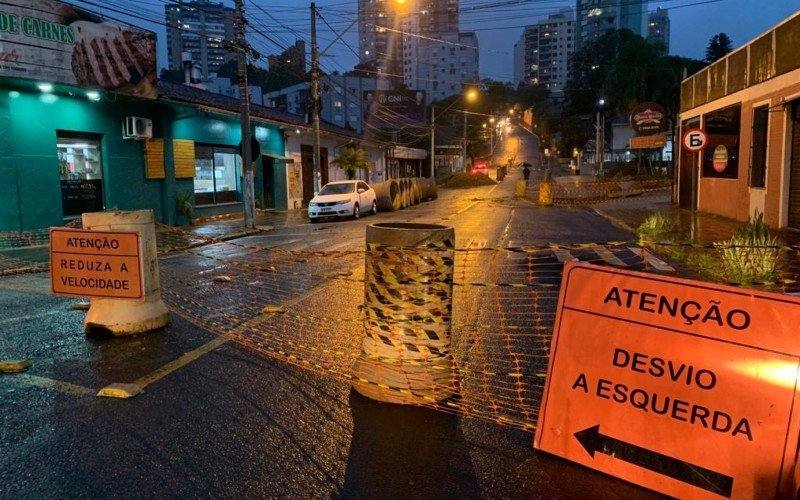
<box><xmin>373</xmin><ymin>177</ymin><xmax>437</xmax><ymax>212</ymax></box>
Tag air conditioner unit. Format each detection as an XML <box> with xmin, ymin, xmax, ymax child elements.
<box><xmin>123</xmin><ymin>116</ymin><xmax>153</xmax><ymax>139</ymax></box>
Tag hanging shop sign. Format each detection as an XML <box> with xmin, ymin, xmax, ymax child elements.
<box><xmin>0</xmin><ymin>0</ymin><xmax>157</xmax><ymax>98</ymax></box>
<box><xmin>50</xmin><ymin>228</ymin><xmax>144</xmax><ymax>300</ymax></box>
<box><xmin>535</xmin><ymin>262</ymin><xmax>800</xmax><ymax>499</ymax></box>
<box><xmin>630</xmin><ymin>102</ymin><xmax>668</xmax><ymax>136</ymax></box>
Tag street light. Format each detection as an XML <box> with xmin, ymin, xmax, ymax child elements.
<box><xmin>462</xmin><ymin>88</ymin><xmax>478</xmax><ymax>171</ymax></box>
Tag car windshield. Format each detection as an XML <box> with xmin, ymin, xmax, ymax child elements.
<box><xmin>319</xmin><ymin>183</ymin><xmax>355</xmax><ymax>195</ymax></box>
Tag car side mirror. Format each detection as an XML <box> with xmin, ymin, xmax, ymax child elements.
<box><xmin>357</xmin><ymin>188</ymin><xmax>365</xmax><ymax>194</ymax></box>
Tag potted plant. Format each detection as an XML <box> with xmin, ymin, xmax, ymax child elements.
<box><xmin>176</xmin><ymin>191</ymin><xmax>194</xmax><ymax>226</ymax></box>
<box><xmin>332</xmin><ymin>147</ymin><xmax>372</xmax><ymax>180</ymax></box>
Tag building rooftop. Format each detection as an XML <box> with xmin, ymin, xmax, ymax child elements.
<box><xmin>157</xmin><ymin>81</ymin><xmax>388</xmax><ymax>146</ymax></box>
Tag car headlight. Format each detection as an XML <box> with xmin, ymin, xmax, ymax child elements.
<box><xmin>309</xmin><ymin>202</ymin><xmax>317</xmax><ymax>208</ymax></box>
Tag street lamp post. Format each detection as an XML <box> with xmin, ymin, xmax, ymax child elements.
<box><xmin>489</xmin><ymin>116</ymin><xmax>496</xmax><ymax>160</ymax></box>
<box><xmin>462</xmin><ymin>88</ymin><xmax>478</xmax><ymax>171</ymax></box>
<box><xmin>596</xmin><ymin>98</ymin><xmax>606</xmax><ymax>178</ymax></box>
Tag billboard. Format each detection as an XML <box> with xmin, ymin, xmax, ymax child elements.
<box><xmin>0</xmin><ymin>0</ymin><xmax>157</xmax><ymax>98</ymax></box>
<box><xmin>363</xmin><ymin>90</ymin><xmax>426</xmax><ymax>128</ymax></box>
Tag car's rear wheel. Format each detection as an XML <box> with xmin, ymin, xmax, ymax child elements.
<box><xmin>352</xmin><ymin>203</ymin><xmax>360</xmax><ymax>219</ymax></box>
<box><xmin>371</xmin><ymin>200</ymin><xmax>378</xmax><ymax>215</ymax></box>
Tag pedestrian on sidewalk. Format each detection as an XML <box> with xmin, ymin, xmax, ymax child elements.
<box><xmin>523</xmin><ymin>163</ymin><xmax>531</xmax><ymax>185</ymax></box>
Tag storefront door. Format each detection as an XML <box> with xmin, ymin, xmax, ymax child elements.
<box><xmin>58</xmin><ymin>134</ymin><xmax>105</xmax><ymax>218</ymax></box>
<box><xmin>788</xmin><ymin>103</ymin><xmax>800</xmax><ymax>228</ymax></box>
<box><xmin>262</xmin><ymin>157</ymin><xmax>275</xmax><ymax>209</ymax></box>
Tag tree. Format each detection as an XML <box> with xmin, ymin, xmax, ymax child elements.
<box><xmin>705</xmin><ymin>33</ymin><xmax>733</xmax><ymax>63</ymax></box>
<box><xmin>215</xmin><ymin>59</ymin><xmax>308</xmax><ymax>94</ymax></box>
<box><xmin>332</xmin><ymin>147</ymin><xmax>372</xmax><ymax>179</ymax></box>
<box><xmin>159</xmin><ymin>68</ymin><xmax>185</xmax><ymax>84</ymax></box>
<box><xmin>559</xmin><ymin>28</ymin><xmax>706</xmax><ymax>156</ymax></box>
<box><xmin>347</xmin><ymin>61</ymin><xmax>377</xmax><ymax>78</ymax></box>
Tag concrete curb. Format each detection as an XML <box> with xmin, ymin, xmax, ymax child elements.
<box><xmin>585</xmin><ymin>207</ymin><xmax>637</xmax><ymax>235</ymax></box>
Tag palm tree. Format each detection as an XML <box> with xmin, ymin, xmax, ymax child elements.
<box><xmin>332</xmin><ymin>147</ymin><xmax>372</xmax><ymax>180</ymax></box>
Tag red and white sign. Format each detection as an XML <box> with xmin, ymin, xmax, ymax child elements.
<box><xmin>535</xmin><ymin>262</ymin><xmax>800</xmax><ymax>499</ymax></box>
<box><xmin>682</xmin><ymin>128</ymin><xmax>709</xmax><ymax>153</ymax></box>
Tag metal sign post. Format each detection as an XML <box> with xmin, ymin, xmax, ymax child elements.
<box><xmin>682</xmin><ymin>128</ymin><xmax>709</xmax><ymax>241</ymax></box>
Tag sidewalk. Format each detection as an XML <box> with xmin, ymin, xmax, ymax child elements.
<box><xmin>589</xmin><ymin>192</ymin><xmax>772</xmax><ymax>244</ymax></box>
<box><xmin>189</xmin><ymin>208</ymin><xmax>309</xmax><ymax>238</ymax></box>
<box><xmin>154</xmin><ymin>209</ymin><xmax>310</xmax><ymax>253</ymax></box>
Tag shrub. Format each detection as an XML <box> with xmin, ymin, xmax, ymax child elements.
<box><xmin>176</xmin><ymin>191</ymin><xmax>194</xmax><ymax>225</ymax></box>
<box><xmin>717</xmin><ymin>211</ymin><xmax>781</xmax><ymax>284</ymax></box>
<box><xmin>637</xmin><ymin>212</ymin><xmax>672</xmax><ymax>241</ymax></box>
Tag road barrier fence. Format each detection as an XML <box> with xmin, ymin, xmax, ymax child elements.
<box><xmin>4</xmin><ymin>212</ymin><xmax>800</xmax><ymax>430</ymax></box>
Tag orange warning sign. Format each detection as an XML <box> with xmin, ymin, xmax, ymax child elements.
<box><xmin>50</xmin><ymin>228</ymin><xmax>144</xmax><ymax>300</ymax></box>
<box><xmin>535</xmin><ymin>262</ymin><xmax>800</xmax><ymax>499</ymax></box>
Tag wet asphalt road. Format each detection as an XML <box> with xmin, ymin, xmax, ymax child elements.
<box><xmin>0</xmin><ymin>126</ymin><xmax>658</xmax><ymax>499</ymax></box>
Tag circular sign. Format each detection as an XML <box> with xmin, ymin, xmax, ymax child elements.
<box><xmin>630</xmin><ymin>102</ymin><xmax>667</xmax><ymax>136</ymax></box>
<box><xmin>238</xmin><ymin>136</ymin><xmax>261</xmax><ymax>162</ymax></box>
<box><xmin>682</xmin><ymin>128</ymin><xmax>709</xmax><ymax>153</ymax></box>
<box><xmin>713</xmin><ymin>145</ymin><xmax>729</xmax><ymax>172</ymax></box>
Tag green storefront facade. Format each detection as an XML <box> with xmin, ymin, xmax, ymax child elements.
<box><xmin>0</xmin><ymin>78</ymin><xmax>290</xmax><ymax>231</ymax></box>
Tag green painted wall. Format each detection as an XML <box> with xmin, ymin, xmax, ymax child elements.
<box><xmin>0</xmin><ymin>88</ymin><xmax>286</xmax><ymax>231</ymax></box>
<box><xmin>168</xmin><ymin>107</ymin><xmax>285</xmax><ymax>218</ymax></box>
<box><xmin>0</xmin><ymin>92</ymin><xmax>18</xmax><ymax>230</ymax></box>
<box><xmin>0</xmin><ymin>88</ymin><xmax>163</xmax><ymax>231</ymax></box>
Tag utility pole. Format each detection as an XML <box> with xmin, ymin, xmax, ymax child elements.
<box><xmin>595</xmin><ymin>110</ymin><xmax>602</xmax><ymax>178</ymax></box>
<box><xmin>310</xmin><ymin>2</ymin><xmax>322</xmax><ymax>195</ymax></box>
<box><xmin>234</xmin><ymin>0</ymin><xmax>254</xmax><ymax>228</ymax></box>
<box><xmin>462</xmin><ymin>111</ymin><xmax>468</xmax><ymax>171</ymax></box>
<box><xmin>430</xmin><ymin>106</ymin><xmax>435</xmax><ymax>178</ymax></box>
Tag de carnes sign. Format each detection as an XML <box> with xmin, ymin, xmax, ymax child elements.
<box><xmin>535</xmin><ymin>262</ymin><xmax>800</xmax><ymax>499</ymax></box>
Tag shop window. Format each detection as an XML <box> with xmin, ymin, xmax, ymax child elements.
<box><xmin>702</xmin><ymin>104</ymin><xmax>741</xmax><ymax>180</ymax></box>
<box><xmin>194</xmin><ymin>145</ymin><xmax>240</xmax><ymax>205</ymax></box>
<box><xmin>750</xmin><ymin>105</ymin><xmax>769</xmax><ymax>188</ymax></box>
<box><xmin>57</xmin><ymin>134</ymin><xmax>104</xmax><ymax>217</ymax></box>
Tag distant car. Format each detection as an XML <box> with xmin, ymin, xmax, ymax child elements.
<box><xmin>471</xmin><ymin>162</ymin><xmax>489</xmax><ymax>176</ymax></box>
<box><xmin>308</xmin><ymin>180</ymin><xmax>377</xmax><ymax>222</ymax></box>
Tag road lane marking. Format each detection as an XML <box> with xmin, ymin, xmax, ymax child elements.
<box><xmin>327</xmin><ymin>238</ymin><xmax>362</xmax><ymax>251</ymax></box>
<box><xmin>132</xmin><ymin>336</ymin><xmax>229</xmax><ymax>389</ymax></box>
<box><xmin>0</xmin><ymin>309</ymin><xmax>67</xmax><ymax>325</ymax></box>
<box><xmin>7</xmin><ymin>374</ymin><xmax>95</xmax><ymax>396</ymax></box>
<box><xmin>287</xmin><ymin>238</ymin><xmax>331</xmax><ymax>250</ymax></box>
<box><xmin>97</xmin><ymin>336</ymin><xmax>230</xmax><ymax>398</ymax></box>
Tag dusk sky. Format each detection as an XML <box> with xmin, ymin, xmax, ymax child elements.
<box><xmin>74</xmin><ymin>0</ymin><xmax>800</xmax><ymax>82</ymax></box>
